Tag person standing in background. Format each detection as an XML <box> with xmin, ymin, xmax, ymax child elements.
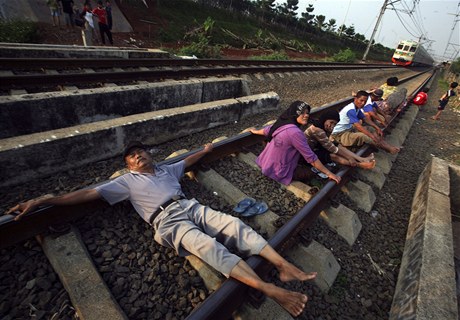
<box><xmin>92</xmin><ymin>0</ymin><xmax>113</xmax><ymax>45</ymax></box>
<box><xmin>105</xmin><ymin>0</ymin><xmax>113</xmax><ymax>31</ymax></box>
<box><xmin>60</xmin><ymin>0</ymin><xmax>75</xmax><ymax>29</ymax></box>
<box><xmin>46</xmin><ymin>0</ymin><xmax>61</xmax><ymax>27</ymax></box>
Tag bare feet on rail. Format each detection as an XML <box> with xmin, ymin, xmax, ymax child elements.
<box><xmin>278</xmin><ymin>262</ymin><xmax>317</xmax><ymax>282</ymax></box>
<box><xmin>389</xmin><ymin>146</ymin><xmax>401</xmax><ymax>154</ymax></box>
<box><xmin>358</xmin><ymin>159</ymin><xmax>376</xmax><ymax>169</ymax></box>
<box><xmin>264</xmin><ymin>283</ymin><xmax>308</xmax><ymax>317</ymax></box>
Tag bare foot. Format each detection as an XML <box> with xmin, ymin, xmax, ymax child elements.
<box><xmin>264</xmin><ymin>283</ymin><xmax>308</xmax><ymax>317</ymax></box>
<box><xmin>278</xmin><ymin>262</ymin><xmax>317</xmax><ymax>282</ymax></box>
<box><xmin>389</xmin><ymin>146</ymin><xmax>400</xmax><ymax>154</ymax></box>
<box><xmin>361</xmin><ymin>153</ymin><xmax>375</xmax><ymax>162</ymax></box>
<box><xmin>431</xmin><ymin>116</ymin><xmax>439</xmax><ymax>120</ymax></box>
<box><xmin>358</xmin><ymin>160</ymin><xmax>376</xmax><ymax>170</ymax></box>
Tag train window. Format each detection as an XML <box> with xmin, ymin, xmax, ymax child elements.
<box><xmin>403</xmin><ymin>46</ymin><xmax>410</xmax><ymax>51</ymax></box>
<box><xmin>410</xmin><ymin>47</ymin><xmax>416</xmax><ymax>52</ymax></box>
<box><xmin>397</xmin><ymin>44</ymin><xmax>404</xmax><ymax>49</ymax></box>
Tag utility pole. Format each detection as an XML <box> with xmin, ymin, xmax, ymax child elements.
<box><xmin>362</xmin><ymin>0</ymin><xmax>390</xmax><ymax>62</ymax></box>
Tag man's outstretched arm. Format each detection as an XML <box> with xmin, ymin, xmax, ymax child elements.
<box><xmin>6</xmin><ymin>189</ymin><xmax>101</xmax><ymax>221</ymax></box>
<box><xmin>184</xmin><ymin>143</ymin><xmax>213</xmax><ymax>167</ymax></box>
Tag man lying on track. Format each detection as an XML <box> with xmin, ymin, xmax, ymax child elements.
<box><xmin>7</xmin><ymin>141</ymin><xmax>317</xmax><ymax>317</ymax></box>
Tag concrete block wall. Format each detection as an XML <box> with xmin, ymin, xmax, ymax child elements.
<box><xmin>0</xmin><ymin>92</ymin><xmax>280</xmax><ymax>187</ymax></box>
<box><xmin>0</xmin><ymin>77</ymin><xmax>248</xmax><ymax>138</ymax></box>
<box><xmin>389</xmin><ymin>157</ymin><xmax>459</xmax><ymax>320</ymax></box>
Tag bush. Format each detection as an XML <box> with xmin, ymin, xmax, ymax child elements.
<box><xmin>178</xmin><ymin>42</ymin><xmax>221</xmax><ymax>58</ymax></box>
<box><xmin>332</xmin><ymin>48</ymin><xmax>356</xmax><ymax>63</ymax></box>
<box><xmin>450</xmin><ymin>57</ymin><xmax>460</xmax><ymax>74</ymax></box>
<box><xmin>249</xmin><ymin>51</ymin><xmax>289</xmax><ymax>61</ymax></box>
<box><xmin>0</xmin><ymin>20</ymin><xmax>39</xmax><ymax>43</ymax></box>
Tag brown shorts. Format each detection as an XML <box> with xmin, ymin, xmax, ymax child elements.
<box><xmin>331</xmin><ymin>130</ymin><xmax>374</xmax><ymax>147</ymax></box>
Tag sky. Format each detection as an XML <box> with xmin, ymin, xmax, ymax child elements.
<box><xmin>276</xmin><ymin>0</ymin><xmax>460</xmax><ymax>62</ymax></box>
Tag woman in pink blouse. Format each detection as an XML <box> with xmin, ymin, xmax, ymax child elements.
<box><xmin>250</xmin><ymin>101</ymin><xmax>341</xmax><ymax>185</ymax></box>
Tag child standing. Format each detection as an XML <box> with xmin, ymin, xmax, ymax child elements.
<box><xmin>432</xmin><ymin>82</ymin><xmax>458</xmax><ymax>120</ymax></box>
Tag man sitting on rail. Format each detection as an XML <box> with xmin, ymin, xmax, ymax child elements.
<box><xmin>362</xmin><ymin>89</ymin><xmax>389</xmax><ymax>127</ymax></box>
<box><xmin>7</xmin><ymin>141</ymin><xmax>317</xmax><ymax>317</ymax></box>
<box><xmin>331</xmin><ymin>90</ymin><xmax>401</xmax><ymax>154</ymax></box>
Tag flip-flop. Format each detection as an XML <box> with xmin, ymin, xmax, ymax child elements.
<box><xmin>233</xmin><ymin>197</ymin><xmax>256</xmax><ymax>213</ymax></box>
<box><xmin>311</xmin><ymin>167</ymin><xmax>328</xmax><ymax>179</ymax></box>
<box><xmin>241</xmin><ymin>201</ymin><xmax>269</xmax><ymax>217</ymax></box>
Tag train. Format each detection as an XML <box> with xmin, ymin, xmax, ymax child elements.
<box><xmin>391</xmin><ymin>40</ymin><xmax>434</xmax><ymax>67</ymax></box>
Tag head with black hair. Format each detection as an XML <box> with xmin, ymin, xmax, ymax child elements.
<box><xmin>387</xmin><ymin>77</ymin><xmax>398</xmax><ymax>86</ymax></box>
<box><xmin>313</xmin><ymin>110</ymin><xmax>340</xmax><ymax>133</ymax></box>
<box><xmin>353</xmin><ymin>90</ymin><xmax>369</xmax><ymax>109</ymax></box>
<box><xmin>267</xmin><ymin>101</ymin><xmax>311</xmax><ymax>141</ymax></box>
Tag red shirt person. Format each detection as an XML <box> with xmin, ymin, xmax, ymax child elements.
<box><xmin>412</xmin><ymin>88</ymin><xmax>428</xmax><ymax>106</ymax></box>
<box><xmin>92</xmin><ymin>0</ymin><xmax>113</xmax><ymax>45</ymax></box>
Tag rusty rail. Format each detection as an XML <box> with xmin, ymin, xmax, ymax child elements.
<box><xmin>0</xmin><ymin>57</ymin><xmax>392</xmax><ymax>70</ymax></box>
<box><xmin>184</xmin><ymin>70</ymin><xmax>436</xmax><ymax>320</ymax></box>
<box><xmin>0</xmin><ymin>63</ymin><xmax>400</xmax><ymax>89</ymax></box>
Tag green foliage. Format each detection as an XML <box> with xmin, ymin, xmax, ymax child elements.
<box><xmin>178</xmin><ymin>16</ymin><xmax>221</xmax><ymax>58</ymax></box>
<box><xmin>0</xmin><ymin>20</ymin><xmax>39</xmax><ymax>43</ymax></box>
<box><xmin>438</xmin><ymin>79</ymin><xmax>450</xmax><ymax>91</ymax></box>
<box><xmin>450</xmin><ymin>57</ymin><xmax>460</xmax><ymax>74</ymax></box>
<box><xmin>332</xmin><ymin>48</ymin><xmax>356</xmax><ymax>63</ymax></box>
<box><xmin>249</xmin><ymin>51</ymin><xmax>289</xmax><ymax>61</ymax></box>
<box><xmin>155</xmin><ymin>0</ymin><xmax>392</xmax><ymax>62</ymax></box>
<box><xmin>178</xmin><ymin>42</ymin><xmax>221</xmax><ymax>58</ymax></box>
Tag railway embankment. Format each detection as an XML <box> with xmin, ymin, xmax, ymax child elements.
<box><xmin>1</xmin><ymin>54</ymin><xmax>458</xmax><ymax>320</ymax></box>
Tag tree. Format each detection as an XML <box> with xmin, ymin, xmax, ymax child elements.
<box><xmin>344</xmin><ymin>25</ymin><xmax>355</xmax><ymax>38</ymax></box>
<box><xmin>337</xmin><ymin>24</ymin><xmax>346</xmax><ymax>36</ymax></box>
<box><xmin>300</xmin><ymin>3</ymin><xmax>315</xmax><ymax>25</ymax></box>
<box><xmin>255</xmin><ymin>0</ymin><xmax>276</xmax><ymax>22</ymax></box>
<box><xmin>326</xmin><ymin>18</ymin><xmax>336</xmax><ymax>32</ymax></box>
<box><xmin>314</xmin><ymin>14</ymin><xmax>326</xmax><ymax>30</ymax></box>
<box><xmin>354</xmin><ymin>33</ymin><xmax>366</xmax><ymax>43</ymax></box>
<box><xmin>450</xmin><ymin>57</ymin><xmax>460</xmax><ymax>74</ymax></box>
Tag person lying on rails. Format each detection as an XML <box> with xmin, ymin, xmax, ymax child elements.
<box><xmin>250</xmin><ymin>101</ymin><xmax>341</xmax><ymax>185</ymax></box>
<box><xmin>362</xmin><ymin>89</ymin><xmax>389</xmax><ymax>127</ymax></box>
<box><xmin>331</xmin><ymin>90</ymin><xmax>401</xmax><ymax>155</ymax></box>
<box><xmin>379</xmin><ymin>76</ymin><xmax>399</xmax><ymax>100</ymax></box>
<box><xmin>7</xmin><ymin>141</ymin><xmax>317</xmax><ymax>317</ymax></box>
<box><xmin>376</xmin><ymin>77</ymin><xmax>408</xmax><ymax>115</ymax></box>
<box><xmin>304</xmin><ymin>110</ymin><xmax>376</xmax><ymax>170</ymax></box>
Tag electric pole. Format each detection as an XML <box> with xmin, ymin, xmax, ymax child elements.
<box><xmin>362</xmin><ymin>0</ymin><xmax>389</xmax><ymax>62</ymax></box>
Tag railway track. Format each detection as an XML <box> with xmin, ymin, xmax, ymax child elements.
<box><xmin>0</xmin><ymin>57</ymin><xmax>400</xmax><ymax>93</ymax></box>
<box><xmin>0</xmin><ymin>70</ymin><xmax>434</xmax><ymax>319</ymax></box>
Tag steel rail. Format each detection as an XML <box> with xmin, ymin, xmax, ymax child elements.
<box><xmin>0</xmin><ymin>70</ymin><xmax>434</xmax><ymax>320</ymax></box>
<box><xmin>0</xmin><ymin>57</ymin><xmax>392</xmax><ymax>70</ymax></box>
<box><xmin>0</xmin><ymin>64</ymin><xmax>399</xmax><ymax>88</ymax></box>
<box><xmin>184</xmin><ymin>70</ymin><xmax>436</xmax><ymax>320</ymax></box>
<box><xmin>0</xmin><ymin>70</ymin><xmax>432</xmax><ymax>249</ymax></box>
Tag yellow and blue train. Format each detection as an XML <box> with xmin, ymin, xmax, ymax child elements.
<box><xmin>391</xmin><ymin>40</ymin><xmax>434</xmax><ymax>66</ymax></box>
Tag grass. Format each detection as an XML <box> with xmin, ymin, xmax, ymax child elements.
<box><xmin>0</xmin><ymin>0</ymin><xmax>393</xmax><ymax>62</ymax></box>
<box><xmin>0</xmin><ymin>20</ymin><xmax>40</xmax><ymax>43</ymax></box>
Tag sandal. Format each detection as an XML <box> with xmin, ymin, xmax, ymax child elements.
<box><xmin>233</xmin><ymin>198</ymin><xmax>256</xmax><ymax>213</ymax></box>
<box><xmin>241</xmin><ymin>201</ymin><xmax>269</xmax><ymax>217</ymax></box>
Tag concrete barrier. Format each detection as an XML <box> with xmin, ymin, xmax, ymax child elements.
<box><xmin>0</xmin><ymin>77</ymin><xmax>249</xmax><ymax>138</ymax></box>
<box><xmin>0</xmin><ymin>44</ymin><xmax>169</xmax><ymax>59</ymax></box>
<box><xmin>389</xmin><ymin>157</ymin><xmax>458</xmax><ymax>320</ymax></box>
<box><xmin>0</xmin><ymin>92</ymin><xmax>279</xmax><ymax>187</ymax></box>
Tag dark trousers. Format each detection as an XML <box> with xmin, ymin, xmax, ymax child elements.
<box><xmin>98</xmin><ymin>22</ymin><xmax>113</xmax><ymax>45</ymax></box>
